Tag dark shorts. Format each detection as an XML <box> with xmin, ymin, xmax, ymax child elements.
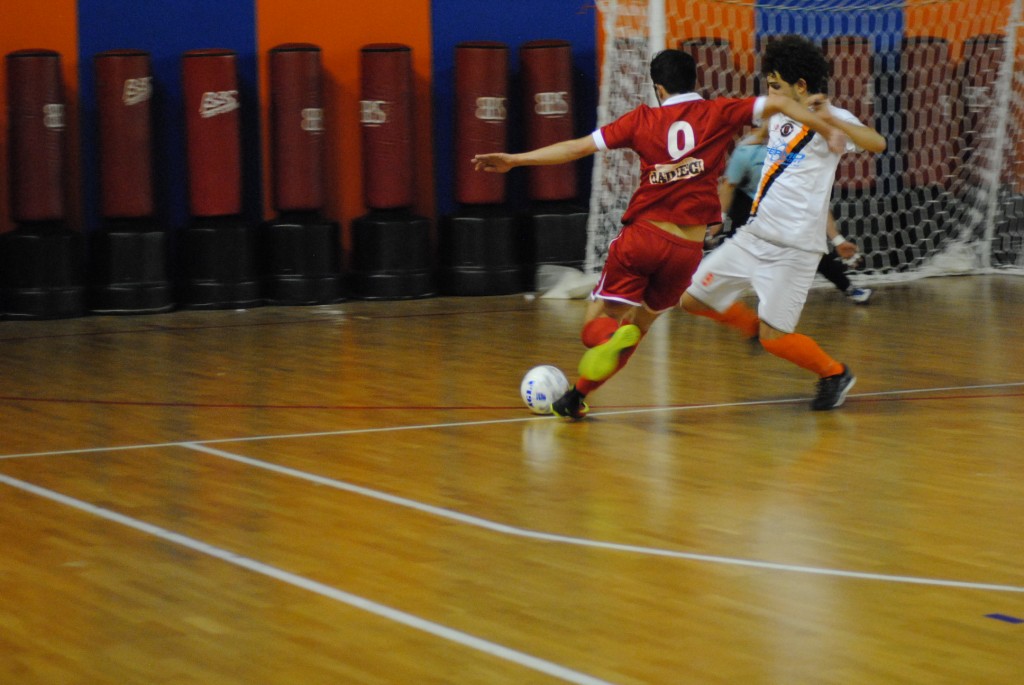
<box><xmin>592</xmin><ymin>219</ymin><xmax>704</xmax><ymax>312</ymax></box>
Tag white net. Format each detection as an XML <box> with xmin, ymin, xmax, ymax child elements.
<box><xmin>588</xmin><ymin>0</ymin><xmax>1024</xmax><ymax>281</ymax></box>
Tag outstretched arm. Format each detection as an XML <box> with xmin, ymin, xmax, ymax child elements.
<box><xmin>473</xmin><ymin>135</ymin><xmax>598</xmax><ymax>173</ymax></box>
<box><xmin>805</xmin><ymin>94</ymin><xmax>887</xmax><ymax>153</ymax></box>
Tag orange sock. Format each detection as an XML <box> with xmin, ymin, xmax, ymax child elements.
<box><xmin>691</xmin><ymin>302</ymin><xmax>759</xmax><ymax>338</ymax></box>
<box><xmin>575</xmin><ymin>338</ymin><xmax>641</xmax><ymax>395</ymax></box>
<box><xmin>760</xmin><ymin>333</ymin><xmax>844</xmax><ymax>377</ymax></box>
<box><xmin>581</xmin><ymin>316</ymin><xmax>619</xmax><ymax>348</ymax></box>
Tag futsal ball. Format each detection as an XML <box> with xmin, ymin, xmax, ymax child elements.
<box><xmin>520</xmin><ymin>365</ymin><xmax>570</xmax><ymax>414</ymax></box>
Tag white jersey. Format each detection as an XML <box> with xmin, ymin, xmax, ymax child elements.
<box><xmin>742</xmin><ymin>105</ymin><xmax>863</xmax><ymax>253</ymax></box>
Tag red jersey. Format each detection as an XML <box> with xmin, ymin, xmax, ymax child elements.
<box><xmin>595</xmin><ymin>93</ymin><xmax>763</xmax><ymax>226</ymax></box>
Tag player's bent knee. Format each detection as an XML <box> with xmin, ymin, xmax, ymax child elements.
<box><xmin>581</xmin><ymin>316</ymin><xmax>620</xmax><ymax>348</ymax></box>
<box><xmin>758</xmin><ymin>322</ymin><xmax>788</xmax><ymax>341</ymax></box>
<box><xmin>679</xmin><ymin>291</ymin><xmax>711</xmax><ymax>313</ymax></box>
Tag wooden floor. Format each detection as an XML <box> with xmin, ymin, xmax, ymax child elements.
<box><xmin>1</xmin><ymin>274</ymin><xmax>1022</xmax><ymax>685</ymax></box>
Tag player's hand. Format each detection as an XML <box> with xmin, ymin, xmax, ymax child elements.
<box><xmin>472</xmin><ymin>153</ymin><xmax>514</xmax><ymax>173</ymax></box>
<box><xmin>806</xmin><ymin>93</ymin><xmax>832</xmax><ymax>115</ymax></box>
<box><xmin>835</xmin><ymin>240</ymin><xmax>857</xmax><ymax>260</ymax></box>
<box><xmin>802</xmin><ymin>96</ymin><xmax>845</xmax><ymax>153</ymax></box>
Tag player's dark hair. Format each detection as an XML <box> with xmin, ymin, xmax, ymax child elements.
<box><xmin>650</xmin><ymin>49</ymin><xmax>697</xmax><ymax>95</ymax></box>
<box><xmin>761</xmin><ymin>34</ymin><xmax>830</xmax><ymax>94</ymax></box>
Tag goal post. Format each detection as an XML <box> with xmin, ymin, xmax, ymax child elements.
<box><xmin>588</xmin><ymin>0</ymin><xmax>1024</xmax><ymax>282</ymax></box>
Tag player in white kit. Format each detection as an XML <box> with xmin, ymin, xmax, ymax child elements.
<box><xmin>682</xmin><ymin>34</ymin><xmax>886</xmax><ymax>410</ymax></box>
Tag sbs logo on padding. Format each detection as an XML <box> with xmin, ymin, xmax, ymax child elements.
<box><xmin>475</xmin><ymin>97</ymin><xmax>506</xmax><ymax>121</ymax></box>
<box><xmin>123</xmin><ymin>77</ymin><xmax>152</xmax><ymax>106</ymax></box>
<box><xmin>42</xmin><ymin>104</ymin><xmax>65</xmax><ymax>129</ymax></box>
<box><xmin>534</xmin><ymin>91</ymin><xmax>569</xmax><ymax>117</ymax></box>
<box><xmin>199</xmin><ymin>90</ymin><xmax>239</xmax><ymax>118</ymax></box>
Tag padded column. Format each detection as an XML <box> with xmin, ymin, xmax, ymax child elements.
<box><xmin>8</xmin><ymin>50</ymin><xmax>65</xmax><ymax>222</ymax></box>
<box><xmin>89</xmin><ymin>49</ymin><xmax>173</xmax><ymax>314</ymax></box>
<box><xmin>1</xmin><ymin>49</ymin><xmax>84</xmax><ymax>319</ymax></box>
<box><xmin>271</xmin><ymin>44</ymin><xmax>325</xmax><ymax>214</ymax></box>
<box><xmin>440</xmin><ymin>42</ymin><xmax>522</xmax><ymax>296</ymax></box>
<box><xmin>350</xmin><ymin>43</ymin><xmax>433</xmax><ymax>299</ymax></box>
<box><xmin>521</xmin><ymin>40</ymin><xmax>576</xmax><ymax>203</ymax></box>
<box><xmin>519</xmin><ymin>40</ymin><xmax>586</xmax><ymax>290</ymax></box>
<box><xmin>180</xmin><ymin>49</ymin><xmax>259</xmax><ymax>309</ymax></box>
<box><xmin>262</xmin><ymin>43</ymin><xmax>343</xmax><ymax>305</ymax></box>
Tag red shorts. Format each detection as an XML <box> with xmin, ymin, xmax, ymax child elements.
<box><xmin>592</xmin><ymin>220</ymin><xmax>704</xmax><ymax>312</ymax></box>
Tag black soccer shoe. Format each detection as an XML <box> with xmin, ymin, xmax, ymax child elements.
<box><xmin>811</xmin><ymin>365</ymin><xmax>856</xmax><ymax>410</ymax></box>
<box><xmin>551</xmin><ymin>387</ymin><xmax>590</xmax><ymax>420</ymax></box>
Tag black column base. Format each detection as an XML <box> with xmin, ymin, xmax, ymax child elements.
<box><xmin>524</xmin><ymin>201</ymin><xmax>587</xmax><ymax>290</ymax></box>
<box><xmin>89</xmin><ymin>219</ymin><xmax>174</xmax><ymax>314</ymax></box>
<box><xmin>438</xmin><ymin>206</ymin><xmax>524</xmax><ymax>296</ymax></box>
<box><xmin>180</xmin><ymin>215</ymin><xmax>262</xmax><ymax>310</ymax></box>
<box><xmin>350</xmin><ymin>209</ymin><xmax>435</xmax><ymax>300</ymax></box>
<box><xmin>260</xmin><ymin>214</ymin><xmax>345</xmax><ymax>305</ymax></box>
<box><xmin>0</xmin><ymin>222</ymin><xmax>86</xmax><ymax>320</ymax></box>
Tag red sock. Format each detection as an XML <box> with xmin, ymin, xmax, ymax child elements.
<box><xmin>581</xmin><ymin>316</ymin><xmax>620</xmax><ymax>348</ymax></box>
<box><xmin>690</xmin><ymin>302</ymin><xmax>759</xmax><ymax>338</ymax></box>
<box><xmin>760</xmin><ymin>333</ymin><xmax>844</xmax><ymax>377</ymax></box>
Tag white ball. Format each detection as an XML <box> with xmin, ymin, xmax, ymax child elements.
<box><xmin>520</xmin><ymin>365</ymin><xmax>570</xmax><ymax>414</ymax></box>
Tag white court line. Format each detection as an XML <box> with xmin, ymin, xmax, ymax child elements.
<box><xmin>2</xmin><ymin>381</ymin><xmax>1022</xmax><ymax>462</ymax></box>
<box><xmin>182</xmin><ymin>442</ymin><xmax>1024</xmax><ymax>595</ymax></box>
<box><xmin>0</xmin><ymin>472</ymin><xmax>618</xmax><ymax>685</ymax></box>
<box><xmin>2</xmin><ymin>382</ymin><xmax>1022</xmax><ymax>596</ymax></box>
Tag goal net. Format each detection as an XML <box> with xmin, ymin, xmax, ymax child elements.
<box><xmin>587</xmin><ymin>0</ymin><xmax>1024</xmax><ymax>283</ymax></box>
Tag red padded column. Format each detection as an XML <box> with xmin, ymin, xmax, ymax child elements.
<box><xmin>6</xmin><ymin>49</ymin><xmax>66</xmax><ymax>222</ymax></box>
<box><xmin>520</xmin><ymin>40</ymin><xmax>576</xmax><ymax>202</ymax></box>
<box><xmin>454</xmin><ymin>42</ymin><xmax>509</xmax><ymax>205</ymax></box>
<box><xmin>270</xmin><ymin>43</ymin><xmax>325</xmax><ymax>213</ymax></box>
<box><xmin>360</xmin><ymin>44</ymin><xmax>415</xmax><ymax>210</ymax></box>
<box><xmin>182</xmin><ymin>49</ymin><xmax>242</xmax><ymax>217</ymax></box>
<box><xmin>95</xmin><ymin>50</ymin><xmax>154</xmax><ymax>218</ymax></box>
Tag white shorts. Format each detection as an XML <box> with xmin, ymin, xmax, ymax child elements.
<box><xmin>686</xmin><ymin>230</ymin><xmax>821</xmax><ymax>333</ymax></box>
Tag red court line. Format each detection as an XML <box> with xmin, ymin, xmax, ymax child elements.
<box><xmin>0</xmin><ymin>395</ymin><xmax>521</xmax><ymax>411</ymax></box>
<box><xmin>0</xmin><ymin>306</ymin><xmax>534</xmax><ymax>343</ymax></box>
<box><xmin>1</xmin><ymin>391</ymin><xmax>1021</xmax><ymax>412</ymax></box>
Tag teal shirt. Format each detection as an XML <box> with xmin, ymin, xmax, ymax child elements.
<box><xmin>724</xmin><ymin>142</ymin><xmax>768</xmax><ymax>200</ymax></box>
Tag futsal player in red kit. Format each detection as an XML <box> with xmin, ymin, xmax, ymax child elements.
<box><xmin>473</xmin><ymin>48</ymin><xmax>844</xmax><ymax>419</ymax></box>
